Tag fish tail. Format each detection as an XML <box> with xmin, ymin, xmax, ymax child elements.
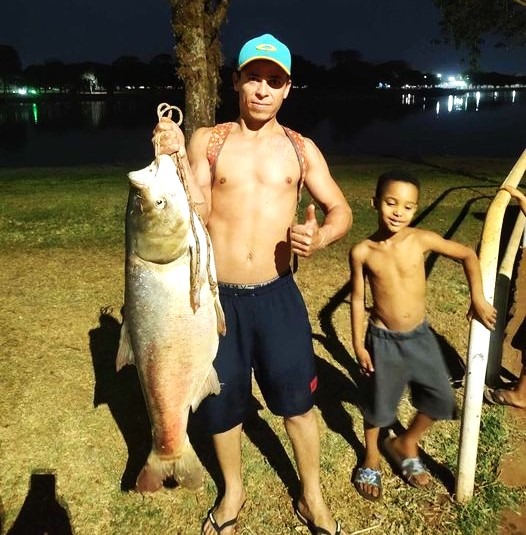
<box><xmin>173</xmin><ymin>438</ymin><xmax>204</xmax><ymax>490</ymax></box>
<box><xmin>135</xmin><ymin>437</ymin><xmax>204</xmax><ymax>493</ymax></box>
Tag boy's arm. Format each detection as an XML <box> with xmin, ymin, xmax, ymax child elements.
<box><xmin>349</xmin><ymin>245</ymin><xmax>375</xmax><ymax>375</ymax></box>
<box><xmin>421</xmin><ymin>231</ymin><xmax>496</xmax><ymax>330</ymax></box>
<box><xmin>501</xmin><ymin>184</ymin><xmax>526</xmax><ymax>217</ymax></box>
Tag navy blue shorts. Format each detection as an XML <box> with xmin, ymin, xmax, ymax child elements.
<box><xmin>197</xmin><ymin>271</ymin><xmax>317</xmax><ymax>434</ymax></box>
<box><xmin>359</xmin><ymin>320</ymin><xmax>457</xmax><ymax>427</ymax></box>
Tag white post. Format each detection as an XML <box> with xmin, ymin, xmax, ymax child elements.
<box><xmin>456</xmin><ymin>322</ymin><xmax>492</xmax><ymax>502</ymax></box>
<box><xmin>456</xmin><ymin>149</ymin><xmax>526</xmax><ymax>503</ymax></box>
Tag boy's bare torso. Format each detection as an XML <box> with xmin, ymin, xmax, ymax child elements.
<box><xmin>207</xmin><ymin>123</ymin><xmax>301</xmax><ymax>283</ymax></box>
<box><xmin>361</xmin><ymin>227</ymin><xmax>428</xmax><ymax>332</ymax></box>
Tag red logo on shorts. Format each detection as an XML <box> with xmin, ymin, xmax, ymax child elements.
<box><xmin>310</xmin><ymin>376</ymin><xmax>318</xmax><ymax>393</ymax></box>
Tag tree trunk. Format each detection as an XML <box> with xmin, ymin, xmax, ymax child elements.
<box><xmin>168</xmin><ymin>0</ymin><xmax>229</xmax><ymax>139</ymax></box>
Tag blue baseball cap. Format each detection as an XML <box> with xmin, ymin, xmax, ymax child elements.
<box><xmin>237</xmin><ymin>34</ymin><xmax>291</xmax><ymax>76</ymax></box>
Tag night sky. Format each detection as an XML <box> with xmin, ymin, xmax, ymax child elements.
<box><xmin>3</xmin><ymin>0</ymin><xmax>525</xmax><ymax>76</ymax></box>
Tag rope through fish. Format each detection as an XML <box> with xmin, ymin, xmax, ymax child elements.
<box><xmin>153</xmin><ymin>102</ymin><xmax>218</xmax><ymax>308</ymax></box>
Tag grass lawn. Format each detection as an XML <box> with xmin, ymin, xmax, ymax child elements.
<box><xmin>0</xmin><ymin>155</ymin><xmax>524</xmax><ymax>534</ymax></box>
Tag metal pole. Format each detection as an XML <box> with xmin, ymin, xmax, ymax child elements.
<box><xmin>456</xmin><ymin>149</ymin><xmax>526</xmax><ymax>503</ymax></box>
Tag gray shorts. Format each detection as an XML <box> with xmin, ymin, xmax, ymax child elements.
<box><xmin>359</xmin><ymin>320</ymin><xmax>457</xmax><ymax>427</ymax></box>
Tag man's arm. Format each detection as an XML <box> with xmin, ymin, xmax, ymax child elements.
<box><xmin>152</xmin><ymin>118</ymin><xmax>211</xmax><ymax>222</ymax></box>
<box><xmin>350</xmin><ymin>245</ymin><xmax>374</xmax><ymax>375</ymax></box>
<box><xmin>290</xmin><ymin>138</ymin><xmax>352</xmax><ymax>257</ymax></box>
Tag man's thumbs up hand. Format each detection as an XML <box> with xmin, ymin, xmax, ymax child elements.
<box><xmin>291</xmin><ymin>203</ymin><xmax>326</xmax><ymax>258</ymax></box>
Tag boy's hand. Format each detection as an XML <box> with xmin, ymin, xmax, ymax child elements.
<box><xmin>152</xmin><ymin>117</ymin><xmax>187</xmax><ymax>157</ymax></box>
<box><xmin>467</xmin><ymin>299</ymin><xmax>497</xmax><ymax>331</ymax></box>
<box><xmin>355</xmin><ymin>348</ymin><xmax>375</xmax><ymax>376</ymax></box>
<box><xmin>501</xmin><ymin>184</ymin><xmax>526</xmax><ymax>202</ymax></box>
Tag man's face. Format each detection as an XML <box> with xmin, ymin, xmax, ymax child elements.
<box><xmin>234</xmin><ymin>60</ymin><xmax>291</xmax><ymax>121</ymax></box>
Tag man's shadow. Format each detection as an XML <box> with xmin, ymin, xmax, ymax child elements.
<box><xmin>6</xmin><ymin>472</ymin><xmax>73</xmax><ymax>535</ymax></box>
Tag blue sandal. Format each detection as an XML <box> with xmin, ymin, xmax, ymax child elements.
<box><xmin>383</xmin><ymin>436</ymin><xmax>431</xmax><ymax>489</ymax></box>
<box><xmin>353</xmin><ymin>466</ymin><xmax>382</xmax><ymax>501</ymax></box>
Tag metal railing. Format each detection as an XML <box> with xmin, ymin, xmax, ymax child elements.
<box><xmin>456</xmin><ymin>148</ymin><xmax>526</xmax><ymax>503</ymax></box>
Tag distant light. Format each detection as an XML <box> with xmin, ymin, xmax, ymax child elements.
<box><xmin>17</xmin><ymin>88</ymin><xmax>28</xmax><ymax>95</ymax></box>
<box><xmin>32</xmin><ymin>103</ymin><xmax>39</xmax><ymax>124</ymax></box>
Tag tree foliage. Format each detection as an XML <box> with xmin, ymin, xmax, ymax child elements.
<box><xmin>167</xmin><ymin>0</ymin><xmax>229</xmax><ymax>138</ymax></box>
<box><xmin>0</xmin><ymin>44</ymin><xmax>22</xmax><ymax>93</ymax></box>
<box><xmin>433</xmin><ymin>0</ymin><xmax>526</xmax><ymax>66</ymax></box>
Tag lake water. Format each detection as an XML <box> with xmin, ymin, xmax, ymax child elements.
<box><xmin>0</xmin><ymin>88</ymin><xmax>525</xmax><ymax>167</ymax></box>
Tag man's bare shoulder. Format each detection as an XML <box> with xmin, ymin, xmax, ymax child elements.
<box><xmin>190</xmin><ymin>125</ymin><xmax>214</xmax><ymax>144</ymax></box>
<box><xmin>302</xmin><ymin>135</ymin><xmax>324</xmax><ymax>160</ymax></box>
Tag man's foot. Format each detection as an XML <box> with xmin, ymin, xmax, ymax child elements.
<box><xmin>201</xmin><ymin>497</ymin><xmax>246</xmax><ymax>535</ymax></box>
<box><xmin>294</xmin><ymin>499</ymin><xmax>346</xmax><ymax>535</ymax></box>
<box><xmin>383</xmin><ymin>436</ymin><xmax>431</xmax><ymax>489</ymax></box>
<box><xmin>484</xmin><ymin>386</ymin><xmax>526</xmax><ymax>409</ymax></box>
<box><xmin>352</xmin><ymin>466</ymin><xmax>382</xmax><ymax>501</ymax></box>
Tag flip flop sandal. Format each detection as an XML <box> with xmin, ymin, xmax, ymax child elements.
<box><xmin>484</xmin><ymin>386</ymin><xmax>526</xmax><ymax>408</ymax></box>
<box><xmin>204</xmin><ymin>500</ymin><xmax>246</xmax><ymax>533</ymax></box>
<box><xmin>383</xmin><ymin>436</ymin><xmax>431</xmax><ymax>489</ymax></box>
<box><xmin>352</xmin><ymin>466</ymin><xmax>382</xmax><ymax>501</ymax></box>
<box><xmin>399</xmin><ymin>456</ymin><xmax>431</xmax><ymax>489</ymax></box>
<box><xmin>294</xmin><ymin>506</ymin><xmax>342</xmax><ymax>535</ymax></box>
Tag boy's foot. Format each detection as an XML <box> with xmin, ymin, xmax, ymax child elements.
<box><xmin>383</xmin><ymin>436</ymin><xmax>431</xmax><ymax>489</ymax></box>
<box><xmin>484</xmin><ymin>386</ymin><xmax>526</xmax><ymax>409</ymax></box>
<box><xmin>352</xmin><ymin>466</ymin><xmax>382</xmax><ymax>501</ymax></box>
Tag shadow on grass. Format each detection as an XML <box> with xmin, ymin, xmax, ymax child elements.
<box><xmin>89</xmin><ymin>307</ymin><xmax>152</xmax><ymax>491</ymax></box>
<box><xmin>6</xmin><ymin>472</ymin><xmax>73</xmax><ymax>535</ymax></box>
<box><xmin>89</xmin><ymin>307</ymin><xmax>304</xmax><ymax>503</ymax></box>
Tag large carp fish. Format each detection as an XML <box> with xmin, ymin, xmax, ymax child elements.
<box><xmin>116</xmin><ymin>149</ymin><xmax>226</xmax><ymax>493</ymax></box>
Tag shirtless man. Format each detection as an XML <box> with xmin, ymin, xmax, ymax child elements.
<box><xmin>155</xmin><ymin>34</ymin><xmax>352</xmax><ymax>535</ymax></box>
<box><xmin>349</xmin><ymin>170</ymin><xmax>496</xmax><ymax>501</ymax></box>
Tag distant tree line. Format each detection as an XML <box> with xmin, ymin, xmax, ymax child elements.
<box><xmin>1</xmin><ymin>43</ymin><xmax>525</xmax><ymax>98</ymax></box>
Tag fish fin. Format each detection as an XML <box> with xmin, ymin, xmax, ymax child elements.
<box><xmin>116</xmin><ymin>319</ymin><xmax>135</xmax><ymax>371</ymax></box>
<box><xmin>215</xmin><ymin>297</ymin><xmax>227</xmax><ymax>336</ymax></box>
<box><xmin>173</xmin><ymin>438</ymin><xmax>204</xmax><ymax>490</ymax></box>
<box><xmin>191</xmin><ymin>367</ymin><xmax>221</xmax><ymax>412</ymax></box>
<box><xmin>135</xmin><ymin>438</ymin><xmax>204</xmax><ymax>492</ymax></box>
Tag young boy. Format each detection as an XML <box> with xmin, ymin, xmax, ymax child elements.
<box><xmin>485</xmin><ymin>184</ymin><xmax>526</xmax><ymax>409</ymax></box>
<box><xmin>349</xmin><ymin>170</ymin><xmax>497</xmax><ymax>501</ymax></box>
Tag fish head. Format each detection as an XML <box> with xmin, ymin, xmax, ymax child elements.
<box><xmin>126</xmin><ymin>155</ymin><xmax>191</xmax><ymax>263</ymax></box>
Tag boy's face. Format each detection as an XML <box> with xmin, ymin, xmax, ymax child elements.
<box><xmin>373</xmin><ymin>179</ymin><xmax>419</xmax><ymax>234</ymax></box>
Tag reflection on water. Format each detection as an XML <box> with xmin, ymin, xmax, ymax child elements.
<box><xmin>0</xmin><ymin>89</ymin><xmax>525</xmax><ymax>166</ymax></box>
